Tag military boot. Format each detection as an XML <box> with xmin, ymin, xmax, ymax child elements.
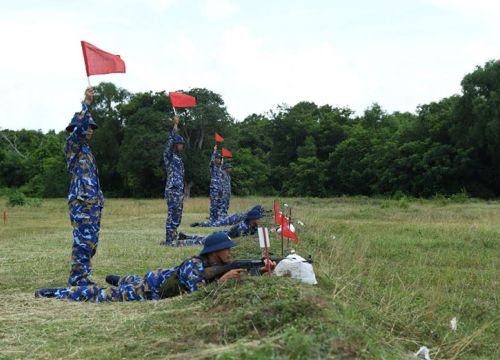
<box><xmin>34</xmin><ymin>288</ymin><xmax>59</xmax><ymax>298</ymax></box>
<box><xmin>105</xmin><ymin>275</ymin><xmax>121</xmax><ymax>286</ymax></box>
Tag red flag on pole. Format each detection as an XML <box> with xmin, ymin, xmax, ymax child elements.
<box><xmin>215</xmin><ymin>132</ymin><xmax>224</xmax><ymax>142</ymax></box>
<box><xmin>274</xmin><ymin>199</ymin><xmax>283</xmax><ymax>225</ymax></box>
<box><xmin>221</xmin><ymin>148</ymin><xmax>233</xmax><ymax>158</ymax></box>
<box><xmin>3</xmin><ymin>211</ymin><xmax>7</xmax><ymax>224</ymax></box>
<box><xmin>169</xmin><ymin>92</ymin><xmax>197</xmax><ymax>108</ymax></box>
<box><xmin>281</xmin><ymin>216</ymin><xmax>299</xmax><ymax>244</ymax></box>
<box><xmin>81</xmin><ymin>41</ymin><xmax>126</xmax><ymax>76</ymax></box>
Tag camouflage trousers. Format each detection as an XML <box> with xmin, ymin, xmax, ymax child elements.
<box><xmin>197</xmin><ymin>211</ymin><xmax>245</xmax><ymax>227</ymax></box>
<box><xmin>220</xmin><ymin>194</ymin><xmax>230</xmax><ymax>218</ymax></box>
<box><xmin>209</xmin><ymin>188</ymin><xmax>223</xmax><ymax>222</ymax></box>
<box><xmin>166</xmin><ymin>187</ymin><xmax>184</xmax><ymax>244</ymax></box>
<box><xmin>54</xmin><ymin>274</ymin><xmax>154</xmax><ymax>302</ymax></box>
<box><xmin>68</xmin><ymin>200</ymin><xmax>102</xmax><ymax>286</ymax></box>
<box><xmin>175</xmin><ymin>235</ymin><xmax>206</xmax><ymax>247</ymax></box>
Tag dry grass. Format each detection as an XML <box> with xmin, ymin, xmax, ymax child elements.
<box><xmin>0</xmin><ymin>196</ymin><xmax>498</xmax><ymax>359</ymax></box>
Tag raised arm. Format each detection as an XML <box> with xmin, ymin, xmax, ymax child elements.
<box><xmin>210</xmin><ymin>145</ymin><xmax>218</xmax><ymax>170</ymax></box>
<box><xmin>64</xmin><ymin>88</ymin><xmax>93</xmax><ymax>172</ymax></box>
<box><xmin>163</xmin><ymin>116</ymin><xmax>180</xmax><ymax>167</ymax></box>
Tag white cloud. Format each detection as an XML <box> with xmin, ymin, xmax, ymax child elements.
<box><xmin>202</xmin><ymin>0</ymin><xmax>240</xmax><ymax>20</ymax></box>
<box><xmin>0</xmin><ymin>13</ymin><xmax>129</xmax><ymax>131</ymax></box>
<box><xmin>141</xmin><ymin>0</ymin><xmax>179</xmax><ymax>12</ymax></box>
<box><xmin>0</xmin><ymin>16</ymin><xmax>86</xmax><ymax>131</ymax></box>
<box><xmin>216</xmin><ymin>26</ymin><xmax>363</xmax><ymax>119</ymax></box>
<box><xmin>423</xmin><ymin>0</ymin><xmax>500</xmax><ymax>19</ymax></box>
<box><xmin>1</xmin><ymin>1</ymin><xmax>498</xmax><ymax>132</ymax></box>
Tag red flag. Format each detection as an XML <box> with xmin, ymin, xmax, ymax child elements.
<box><xmin>215</xmin><ymin>132</ymin><xmax>224</xmax><ymax>142</ymax></box>
<box><xmin>3</xmin><ymin>211</ymin><xmax>7</xmax><ymax>224</ymax></box>
<box><xmin>169</xmin><ymin>92</ymin><xmax>197</xmax><ymax>108</ymax></box>
<box><xmin>274</xmin><ymin>199</ymin><xmax>283</xmax><ymax>225</ymax></box>
<box><xmin>281</xmin><ymin>216</ymin><xmax>299</xmax><ymax>244</ymax></box>
<box><xmin>81</xmin><ymin>41</ymin><xmax>126</xmax><ymax>76</ymax></box>
<box><xmin>221</xmin><ymin>148</ymin><xmax>233</xmax><ymax>158</ymax></box>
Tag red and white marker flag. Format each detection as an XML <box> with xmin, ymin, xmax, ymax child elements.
<box><xmin>258</xmin><ymin>226</ymin><xmax>272</xmax><ymax>276</ymax></box>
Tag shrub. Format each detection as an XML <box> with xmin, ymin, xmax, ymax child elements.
<box><xmin>8</xmin><ymin>191</ymin><xmax>27</xmax><ymax>206</ymax></box>
<box><xmin>450</xmin><ymin>189</ymin><xmax>469</xmax><ymax>203</ymax></box>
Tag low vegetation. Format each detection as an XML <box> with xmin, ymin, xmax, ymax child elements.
<box><xmin>0</xmin><ymin>196</ymin><xmax>498</xmax><ymax>359</ymax></box>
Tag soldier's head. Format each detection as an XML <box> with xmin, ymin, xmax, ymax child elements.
<box><xmin>245</xmin><ymin>205</ymin><xmax>263</xmax><ymax>226</ymax></box>
<box><xmin>200</xmin><ymin>232</ymin><xmax>238</xmax><ymax>264</ymax></box>
<box><xmin>173</xmin><ymin>134</ymin><xmax>185</xmax><ymax>152</ymax></box>
<box><xmin>215</xmin><ymin>153</ymin><xmax>222</xmax><ymax>165</ymax></box>
<box><xmin>222</xmin><ymin>163</ymin><xmax>233</xmax><ymax>173</ymax></box>
<box><xmin>66</xmin><ymin>113</ymin><xmax>98</xmax><ymax>140</ymax></box>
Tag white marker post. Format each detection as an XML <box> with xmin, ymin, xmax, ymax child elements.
<box><xmin>258</xmin><ymin>226</ymin><xmax>272</xmax><ymax>277</ymax></box>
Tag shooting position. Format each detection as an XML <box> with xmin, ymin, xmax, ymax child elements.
<box><xmin>35</xmin><ymin>232</ymin><xmax>275</xmax><ymax>302</ymax></box>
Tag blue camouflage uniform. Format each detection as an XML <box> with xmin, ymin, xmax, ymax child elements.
<box><xmin>64</xmin><ymin>103</ymin><xmax>104</xmax><ymax>286</ymax></box>
<box><xmin>176</xmin><ymin>220</ymin><xmax>257</xmax><ymax>246</ymax></box>
<box><xmin>208</xmin><ymin>151</ymin><xmax>224</xmax><ymax>222</ymax></box>
<box><xmin>194</xmin><ymin>211</ymin><xmax>246</xmax><ymax>228</ymax></box>
<box><xmin>164</xmin><ymin>128</ymin><xmax>185</xmax><ymax>244</ymax></box>
<box><xmin>220</xmin><ymin>168</ymin><xmax>232</xmax><ymax>218</ymax></box>
<box><xmin>50</xmin><ymin>257</ymin><xmax>207</xmax><ymax>302</ymax></box>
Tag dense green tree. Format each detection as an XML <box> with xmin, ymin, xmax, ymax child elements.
<box><xmin>452</xmin><ymin>60</ymin><xmax>500</xmax><ymax>196</ymax></box>
<box><xmin>2</xmin><ymin>59</ymin><xmax>500</xmax><ymax>198</ymax></box>
<box><xmin>91</xmin><ymin>82</ymin><xmax>130</xmax><ymax>195</ymax></box>
<box><xmin>231</xmin><ymin>148</ymin><xmax>272</xmax><ymax>195</ymax></box>
<box><xmin>118</xmin><ymin>92</ymin><xmax>170</xmax><ymax>197</ymax></box>
<box><xmin>284</xmin><ymin>136</ymin><xmax>327</xmax><ymax>196</ymax></box>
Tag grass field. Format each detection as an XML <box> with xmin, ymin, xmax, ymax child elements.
<box><xmin>0</xmin><ymin>196</ymin><xmax>498</xmax><ymax>359</ymax></box>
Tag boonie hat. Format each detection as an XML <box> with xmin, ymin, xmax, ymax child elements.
<box><xmin>200</xmin><ymin>232</ymin><xmax>238</xmax><ymax>255</ymax></box>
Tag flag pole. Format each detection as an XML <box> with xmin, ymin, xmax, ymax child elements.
<box><xmin>288</xmin><ymin>207</ymin><xmax>292</xmax><ymax>250</ymax></box>
<box><xmin>280</xmin><ymin>212</ymin><xmax>284</xmax><ymax>257</ymax></box>
<box><xmin>87</xmin><ymin>76</ymin><xmax>91</xmax><ymax>88</ymax></box>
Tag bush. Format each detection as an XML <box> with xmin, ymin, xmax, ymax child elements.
<box><xmin>8</xmin><ymin>191</ymin><xmax>27</xmax><ymax>206</ymax></box>
<box><xmin>450</xmin><ymin>189</ymin><xmax>469</xmax><ymax>203</ymax></box>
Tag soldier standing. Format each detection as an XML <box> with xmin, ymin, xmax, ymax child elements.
<box><xmin>220</xmin><ymin>163</ymin><xmax>233</xmax><ymax>218</ymax></box>
<box><xmin>208</xmin><ymin>146</ymin><xmax>224</xmax><ymax>222</ymax></box>
<box><xmin>163</xmin><ymin>115</ymin><xmax>185</xmax><ymax>245</ymax></box>
<box><xmin>64</xmin><ymin>87</ymin><xmax>103</xmax><ymax>286</ymax></box>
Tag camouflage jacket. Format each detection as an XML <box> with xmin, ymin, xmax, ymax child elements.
<box><xmin>64</xmin><ymin>103</ymin><xmax>104</xmax><ymax>206</ymax></box>
<box><xmin>227</xmin><ymin>220</ymin><xmax>257</xmax><ymax>238</ymax></box>
<box><xmin>146</xmin><ymin>256</ymin><xmax>207</xmax><ymax>296</ymax></box>
<box><xmin>164</xmin><ymin>128</ymin><xmax>185</xmax><ymax>196</ymax></box>
<box><xmin>209</xmin><ymin>151</ymin><xmax>224</xmax><ymax>193</ymax></box>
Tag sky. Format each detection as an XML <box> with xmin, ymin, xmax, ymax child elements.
<box><xmin>0</xmin><ymin>0</ymin><xmax>499</xmax><ymax>132</ymax></box>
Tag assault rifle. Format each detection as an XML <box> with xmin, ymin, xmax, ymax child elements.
<box><xmin>202</xmin><ymin>255</ymin><xmax>313</xmax><ymax>281</ymax></box>
<box><xmin>158</xmin><ymin>255</ymin><xmax>313</xmax><ymax>299</ymax></box>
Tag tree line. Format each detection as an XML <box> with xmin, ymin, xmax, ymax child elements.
<box><xmin>1</xmin><ymin>60</ymin><xmax>499</xmax><ymax>199</ymax></box>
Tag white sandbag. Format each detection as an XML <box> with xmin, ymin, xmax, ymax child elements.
<box><xmin>274</xmin><ymin>253</ymin><xmax>317</xmax><ymax>285</ymax></box>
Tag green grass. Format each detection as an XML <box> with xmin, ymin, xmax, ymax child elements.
<box><xmin>0</xmin><ymin>197</ymin><xmax>498</xmax><ymax>359</ymax></box>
